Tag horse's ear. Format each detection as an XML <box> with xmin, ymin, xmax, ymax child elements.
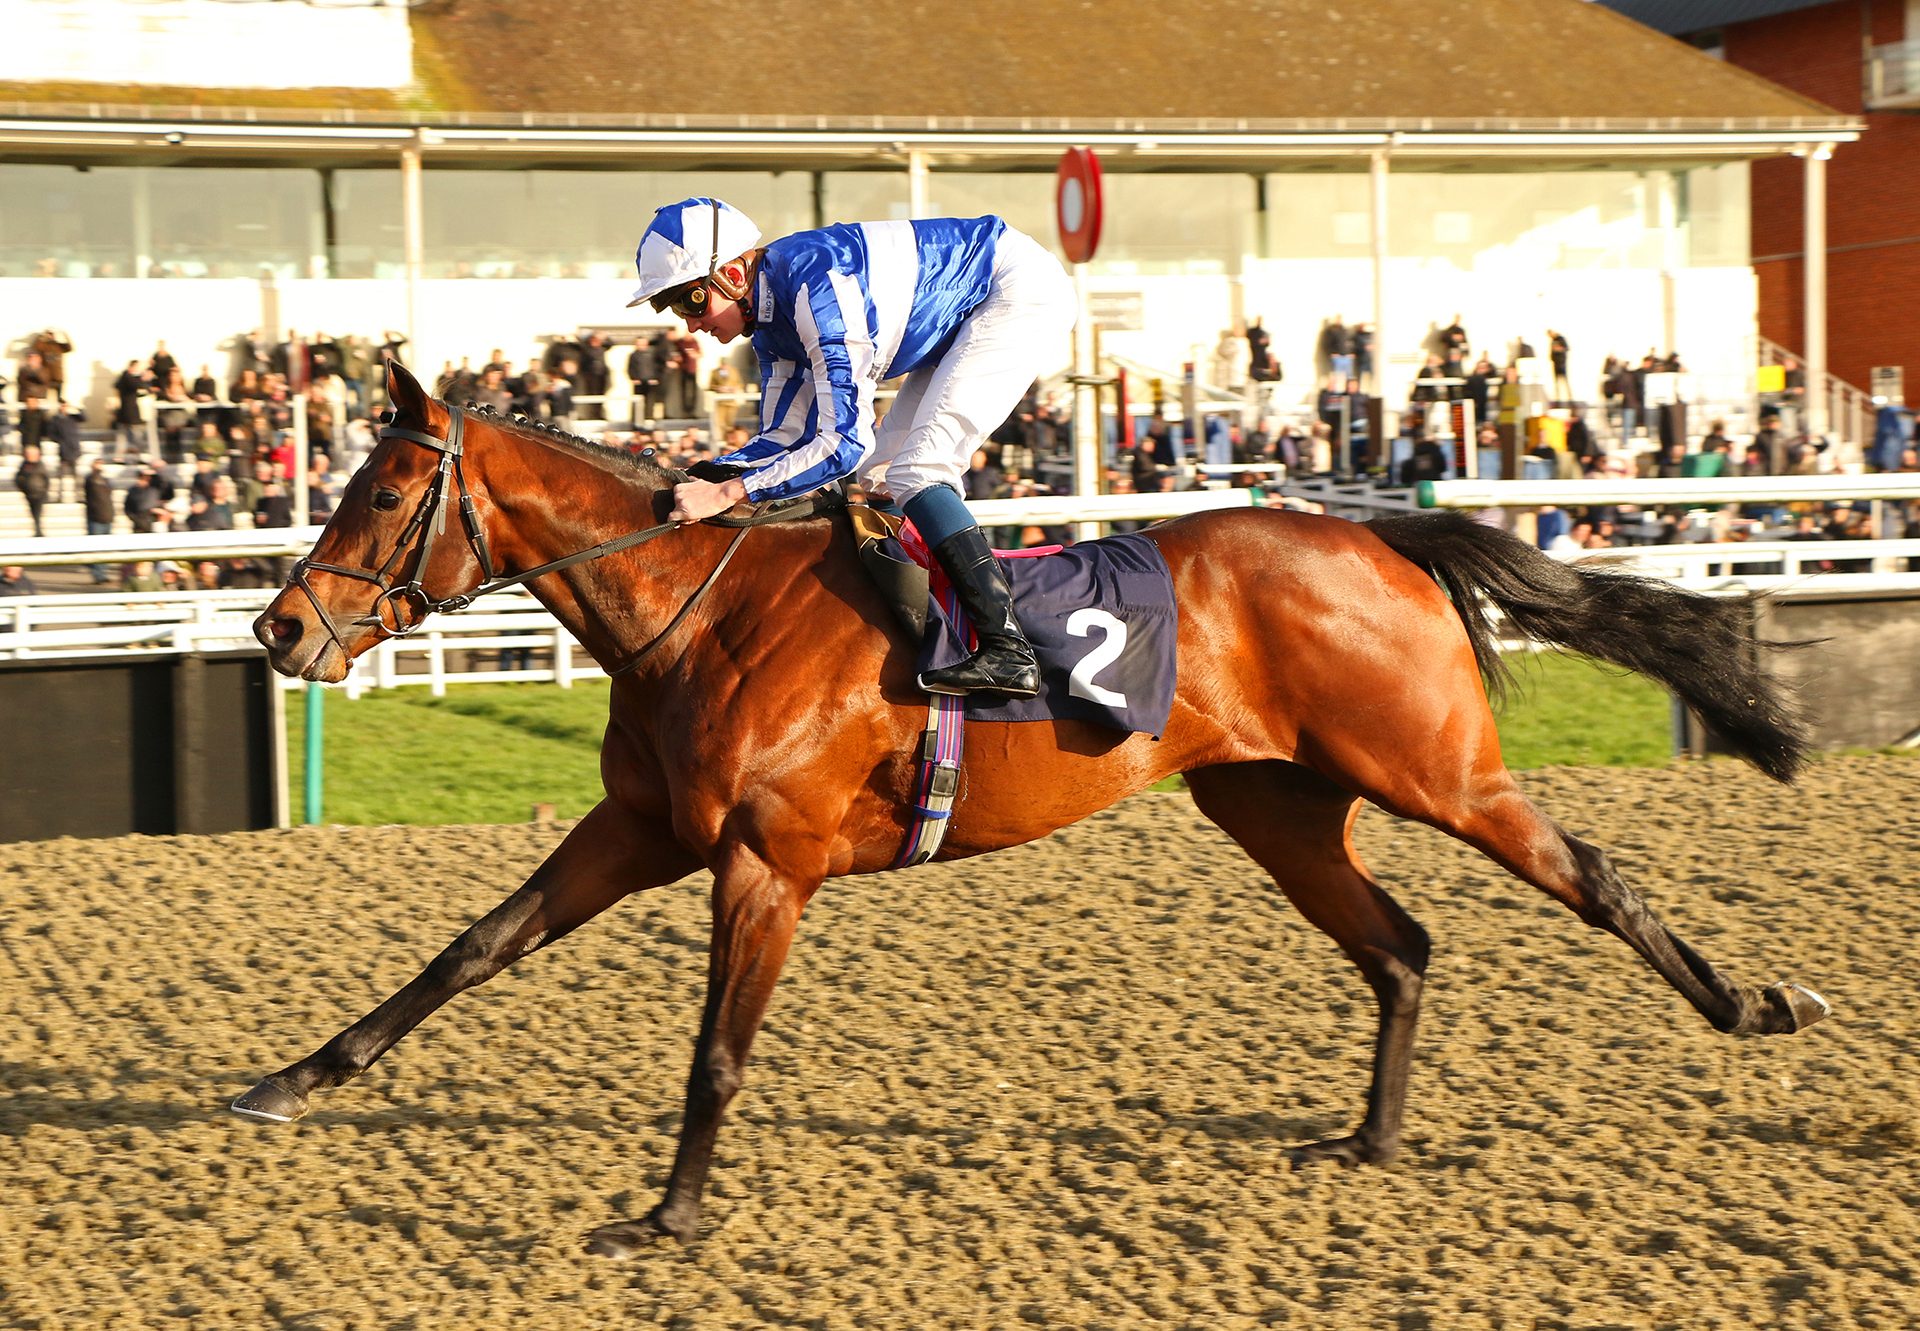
<box><xmin>386</xmin><ymin>359</ymin><xmax>428</xmax><ymax>419</ymax></box>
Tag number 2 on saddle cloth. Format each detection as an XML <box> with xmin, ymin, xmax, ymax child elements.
<box><xmin>849</xmin><ymin>505</ymin><xmax>1179</xmax><ymax>868</ymax></box>
<box><xmin>871</xmin><ymin>512</ymin><xmax>1180</xmax><ymax>738</ymax></box>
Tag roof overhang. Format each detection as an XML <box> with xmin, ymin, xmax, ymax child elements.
<box><xmin>0</xmin><ymin>109</ymin><xmax>1865</xmax><ymax>175</ymax></box>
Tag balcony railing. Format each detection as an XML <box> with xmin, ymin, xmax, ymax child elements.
<box><xmin>1866</xmin><ymin>40</ymin><xmax>1920</xmax><ymax>111</ymax></box>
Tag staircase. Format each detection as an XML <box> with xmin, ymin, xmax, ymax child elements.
<box><xmin>1757</xmin><ymin>336</ymin><xmax>1874</xmax><ymax>454</ymax></box>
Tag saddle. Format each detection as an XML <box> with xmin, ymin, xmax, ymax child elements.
<box><xmin>848</xmin><ymin>503</ymin><xmax>933</xmax><ymax>639</ymax></box>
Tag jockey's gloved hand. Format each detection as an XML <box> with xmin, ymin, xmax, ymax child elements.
<box><xmin>687</xmin><ymin>460</ymin><xmax>748</xmax><ymax>484</ymax></box>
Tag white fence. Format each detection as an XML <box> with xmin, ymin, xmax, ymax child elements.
<box><xmin>1573</xmin><ymin>538</ymin><xmax>1920</xmax><ymax>589</ymax></box>
<box><xmin>0</xmin><ymin>585</ymin><xmax>570</xmax><ymax>699</ymax></box>
<box><xmin>6</xmin><ymin>536</ymin><xmax>1917</xmax><ymax>696</ymax></box>
<box><xmin>0</xmin><ymin>488</ymin><xmax>1258</xmax><ymax>697</ymax></box>
<box><xmin>1419</xmin><ymin>474</ymin><xmax>1920</xmax><ymax>510</ymax></box>
<box><xmin>0</xmin><ymin>525</ymin><xmax>326</xmax><ymax>567</ymax></box>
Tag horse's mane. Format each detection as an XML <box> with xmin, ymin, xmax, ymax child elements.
<box><xmin>449</xmin><ymin>400</ymin><xmax>842</xmax><ymax>528</ymax></box>
<box><xmin>461</xmin><ymin>403</ymin><xmax>677</xmax><ymax>486</ymax></box>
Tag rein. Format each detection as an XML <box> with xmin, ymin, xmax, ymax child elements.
<box><xmin>289</xmin><ymin>404</ymin><xmax>761</xmax><ymax>678</ymax></box>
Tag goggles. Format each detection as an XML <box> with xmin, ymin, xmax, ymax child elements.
<box><xmin>651</xmin><ymin>280</ymin><xmax>711</xmax><ymax>319</ymax></box>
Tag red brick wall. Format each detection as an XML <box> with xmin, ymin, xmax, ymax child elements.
<box><xmin>1725</xmin><ymin>0</ymin><xmax>1920</xmax><ymax>393</ymax></box>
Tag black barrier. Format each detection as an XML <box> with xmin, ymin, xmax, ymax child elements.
<box><xmin>0</xmin><ymin>650</ymin><xmax>279</xmax><ymax>842</ymax></box>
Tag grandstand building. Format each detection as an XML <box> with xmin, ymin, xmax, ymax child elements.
<box><xmin>1604</xmin><ymin>0</ymin><xmax>1920</xmax><ymax>411</ymax></box>
<box><xmin>0</xmin><ymin>0</ymin><xmax>1860</xmax><ymax>429</ymax></box>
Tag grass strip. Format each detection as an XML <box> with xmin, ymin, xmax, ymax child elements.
<box><xmin>288</xmin><ymin>654</ymin><xmax>1674</xmax><ymax>826</ymax></box>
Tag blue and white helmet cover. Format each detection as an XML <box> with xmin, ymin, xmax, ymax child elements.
<box><xmin>627</xmin><ymin>197</ymin><xmax>763</xmax><ymax>309</ymax></box>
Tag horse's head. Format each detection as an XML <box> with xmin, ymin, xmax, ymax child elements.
<box><xmin>254</xmin><ymin>360</ymin><xmax>495</xmax><ymax>682</ymax></box>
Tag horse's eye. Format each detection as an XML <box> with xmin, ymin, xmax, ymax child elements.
<box><xmin>372</xmin><ymin>489</ymin><xmax>403</xmax><ymax>511</ymax></box>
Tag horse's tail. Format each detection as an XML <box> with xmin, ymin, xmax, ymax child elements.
<box><xmin>1364</xmin><ymin>509</ymin><xmax>1811</xmax><ymax>784</ymax></box>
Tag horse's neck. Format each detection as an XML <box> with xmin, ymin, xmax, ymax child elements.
<box><xmin>475</xmin><ymin>438</ymin><xmax>789</xmax><ymax>674</ymax></box>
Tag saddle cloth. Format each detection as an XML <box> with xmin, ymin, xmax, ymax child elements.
<box><xmin>899</xmin><ymin>530</ymin><xmax>1179</xmax><ymax>738</ymax></box>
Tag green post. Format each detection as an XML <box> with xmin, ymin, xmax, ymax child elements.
<box><xmin>303</xmin><ymin>681</ymin><xmax>325</xmax><ymax>825</ymax></box>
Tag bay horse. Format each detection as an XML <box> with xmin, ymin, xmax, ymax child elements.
<box><xmin>237</xmin><ymin>361</ymin><xmax>1828</xmax><ymax>1257</ymax></box>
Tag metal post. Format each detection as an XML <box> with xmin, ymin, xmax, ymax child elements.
<box><xmin>402</xmin><ymin>131</ymin><xmax>426</xmax><ymax>364</ymax></box>
<box><xmin>314</xmin><ymin>167</ymin><xmax>334</xmax><ymax>279</ymax></box>
<box><xmin>1370</xmin><ymin>137</ymin><xmax>1395</xmax><ymax>439</ymax></box>
<box><xmin>907</xmin><ymin>149</ymin><xmax>931</xmax><ymax>219</ymax></box>
<box><xmin>271</xmin><ymin>675</ymin><xmax>290</xmax><ymax>829</ymax></box>
<box><xmin>302</xmin><ymin>680</ymin><xmax>324</xmax><ymax>825</ymax></box>
<box><xmin>1072</xmin><ymin>261</ymin><xmax>1100</xmax><ymax>543</ymax></box>
<box><xmin>1656</xmin><ymin>171</ymin><xmax>1681</xmax><ymax>359</ymax></box>
<box><xmin>1804</xmin><ymin>144</ymin><xmax>1832</xmax><ymax>440</ymax></box>
<box><xmin>131</xmin><ymin>166</ymin><xmax>153</xmax><ymax>280</ymax></box>
<box><xmin>292</xmin><ymin>393</ymin><xmax>310</xmax><ymax>529</ymax></box>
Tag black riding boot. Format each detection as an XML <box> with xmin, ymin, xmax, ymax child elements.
<box><xmin>917</xmin><ymin>527</ymin><xmax>1040</xmax><ymax>698</ymax></box>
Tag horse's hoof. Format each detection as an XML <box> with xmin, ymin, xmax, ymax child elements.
<box><xmin>583</xmin><ymin>1213</ymin><xmax>690</xmax><ymax>1259</ymax></box>
<box><xmin>1765</xmin><ymin>981</ymin><xmax>1831</xmax><ymax>1032</ymax></box>
<box><xmin>230</xmin><ymin>1074</ymin><xmax>310</xmax><ymax>1123</ymax></box>
<box><xmin>1288</xmin><ymin>1134</ymin><xmax>1395</xmax><ymax>1169</ymax></box>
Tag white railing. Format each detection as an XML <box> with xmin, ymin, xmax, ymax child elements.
<box><xmin>1571</xmin><ymin>538</ymin><xmax>1920</xmax><ymax>587</ymax></box>
<box><xmin>8</xmin><ymin>533</ymin><xmax>1914</xmax><ymax>696</ymax></box>
<box><xmin>966</xmin><ymin>488</ymin><xmax>1247</xmax><ymax>527</ymax></box>
<box><xmin>0</xmin><ymin>488</ymin><xmax>1252</xmax><ymax>569</ymax></box>
<box><xmin>1419</xmin><ymin>474</ymin><xmax>1920</xmax><ymax>509</ymax></box>
<box><xmin>0</xmin><ymin>525</ymin><xmax>324</xmax><ymax>567</ymax></box>
<box><xmin>1757</xmin><ymin>335</ymin><xmax>1873</xmax><ymax>451</ymax></box>
<box><xmin>0</xmin><ymin>586</ymin><xmax>285</xmax><ymax>653</ymax></box>
<box><xmin>0</xmin><ymin>489</ymin><xmax>1258</xmax><ymax>695</ymax></box>
<box><xmin>0</xmin><ymin>584</ymin><xmax>583</xmax><ymax>699</ymax></box>
<box><xmin>1867</xmin><ymin>39</ymin><xmax>1920</xmax><ymax>110</ymax></box>
<box><xmin>1283</xmin><ymin>478</ymin><xmax>1422</xmax><ymax>518</ymax></box>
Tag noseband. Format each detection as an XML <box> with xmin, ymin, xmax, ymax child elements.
<box><xmin>289</xmin><ymin>405</ymin><xmax>757</xmax><ymax>677</ymax></box>
<box><xmin>291</xmin><ymin>406</ymin><xmax>492</xmax><ymax>648</ymax></box>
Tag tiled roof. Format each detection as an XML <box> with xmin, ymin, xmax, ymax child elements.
<box><xmin>0</xmin><ymin>0</ymin><xmax>1850</xmax><ymax>127</ymax></box>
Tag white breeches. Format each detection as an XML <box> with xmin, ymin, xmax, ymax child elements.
<box><xmin>862</xmin><ymin>226</ymin><xmax>1077</xmax><ymax>502</ymax></box>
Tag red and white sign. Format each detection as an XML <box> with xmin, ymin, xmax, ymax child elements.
<box><xmin>1055</xmin><ymin>147</ymin><xmax>1104</xmax><ymax>265</ymax></box>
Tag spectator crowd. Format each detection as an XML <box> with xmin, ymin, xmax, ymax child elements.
<box><xmin>10</xmin><ymin>308</ymin><xmax>1920</xmax><ymax>600</ymax></box>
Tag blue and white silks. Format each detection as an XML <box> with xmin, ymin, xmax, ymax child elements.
<box><xmin>715</xmin><ymin>217</ymin><xmax>1075</xmax><ymax>505</ymax></box>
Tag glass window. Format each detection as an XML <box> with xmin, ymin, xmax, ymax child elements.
<box><xmin>1265</xmin><ymin>170</ymin><xmax>1705</xmax><ymax>273</ymax></box>
<box><xmin>821</xmin><ymin>171</ymin><xmax>911</xmax><ymax>226</ymax></box>
<box><xmin>1683</xmin><ymin>162</ymin><xmax>1749</xmax><ymax>268</ymax></box>
<box><xmin>146</xmin><ymin>167</ymin><xmax>319</xmax><ymax>279</ymax></box>
<box><xmin>0</xmin><ymin>164</ymin><xmax>319</xmax><ymax>278</ymax></box>
<box><xmin>332</xmin><ymin>169</ymin><xmax>816</xmax><ymax>279</ymax></box>
<box><xmin>1098</xmin><ymin>174</ymin><xmax>1254</xmax><ymax>275</ymax></box>
<box><xmin>0</xmin><ymin>165</ymin><xmax>134</xmax><ymax>277</ymax></box>
<box><xmin>329</xmin><ymin>168</ymin><xmax>403</xmax><ymax>279</ymax></box>
<box><xmin>895</xmin><ymin>172</ymin><xmax>1059</xmax><ymax>243</ymax></box>
<box><xmin>1263</xmin><ymin>172</ymin><xmax>1370</xmax><ymax>259</ymax></box>
<box><xmin>824</xmin><ymin>170</ymin><xmax>1254</xmax><ymax>273</ymax></box>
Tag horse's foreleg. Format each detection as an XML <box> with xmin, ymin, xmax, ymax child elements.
<box><xmin>1187</xmin><ymin>762</ymin><xmax>1431</xmax><ymax>1167</ymax></box>
<box><xmin>1454</xmin><ymin>784</ymin><xmax>1830</xmax><ymax>1037</ymax></box>
<box><xmin>585</xmin><ymin>846</ymin><xmax>813</xmax><ymax>1256</ymax></box>
<box><xmin>232</xmin><ymin>800</ymin><xmax>698</xmax><ymax>1123</ymax></box>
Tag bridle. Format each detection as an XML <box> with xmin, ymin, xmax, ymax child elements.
<box><xmin>288</xmin><ymin>404</ymin><xmax>757</xmax><ymax>677</ymax></box>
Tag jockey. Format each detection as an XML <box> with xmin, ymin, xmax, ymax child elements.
<box><xmin>626</xmin><ymin>196</ymin><xmax>1075</xmax><ymax>699</ymax></box>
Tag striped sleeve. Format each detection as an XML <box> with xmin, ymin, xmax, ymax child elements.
<box><xmin>731</xmin><ymin>278</ymin><xmax>876</xmax><ymax>503</ymax></box>
<box><xmin>714</xmin><ymin>351</ymin><xmax>816</xmax><ymax>470</ymax></box>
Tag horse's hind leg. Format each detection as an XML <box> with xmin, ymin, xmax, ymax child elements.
<box><xmin>231</xmin><ymin>799</ymin><xmax>700</xmax><ymax>1123</ymax></box>
<box><xmin>1443</xmin><ymin>779</ymin><xmax>1829</xmax><ymax>1036</ymax></box>
<box><xmin>1186</xmin><ymin>761</ymin><xmax>1431</xmax><ymax>1167</ymax></box>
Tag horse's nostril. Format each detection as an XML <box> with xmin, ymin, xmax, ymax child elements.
<box><xmin>268</xmin><ymin>618</ymin><xmax>300</xmax><ymax>643</ymax></box>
